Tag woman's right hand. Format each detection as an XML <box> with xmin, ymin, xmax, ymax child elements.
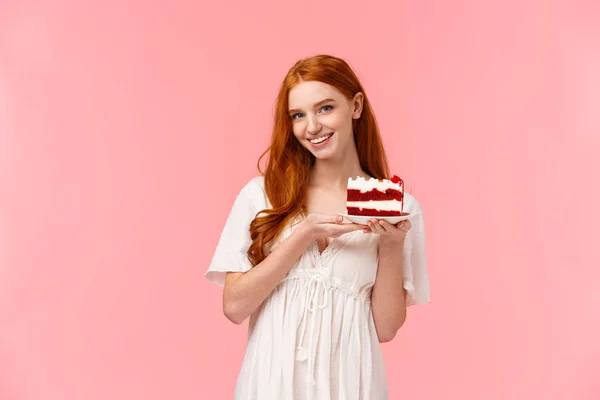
<box><xmin>297</xmin><ymin>213</ymin><xmax>365</xmax><ymax>242</ymax></box>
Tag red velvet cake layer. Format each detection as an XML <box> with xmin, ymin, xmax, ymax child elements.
<box><xmin>346</xmin><ymin>207</ymin><xmax>403</xmax><ymax>217</ymax></box>
<box><xmin>346</xmin><ymin>188</ymin><xmax>403</xmax><ymax>202</ymax></box>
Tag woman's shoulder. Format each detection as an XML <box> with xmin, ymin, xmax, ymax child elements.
<box><xmin>403</xmin><ymin>191</ymin><xmax>424</xmax><ymax>215</ymax></box>
<box><xmin>239</xmin><ymin>175</ymin><xmax>269</xmax><ymax>209</ymax></box>
<box><xmin>240</xmin><ymin>175</ymin><xmax>265</xmax><ymax>194</ymax></box>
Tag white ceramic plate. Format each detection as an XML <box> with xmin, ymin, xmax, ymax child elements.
<box><xmin>339</xmin><ymin>213</ymin><xmax>411</xmax><ymax>225</ymax></box>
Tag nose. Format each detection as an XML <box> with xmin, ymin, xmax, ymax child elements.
<box><xmin>306</xmin><ymin>114</ymin><xmax>322</xmax><ymax>135</ymax></box>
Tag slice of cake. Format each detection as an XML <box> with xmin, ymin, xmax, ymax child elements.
<box><xmin>346</xmin><ymin>175</ymin><xmax>405</xmax><ymax>216</ymax></box>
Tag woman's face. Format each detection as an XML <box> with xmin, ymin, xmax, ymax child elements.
<box><xmin>288</xmin><ymin>80</ymin><xmax>363</xmax><ymax>161</ymax></box>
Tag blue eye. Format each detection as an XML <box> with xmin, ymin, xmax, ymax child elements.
<box><xmin>290</xmin><ymin>105</ymin><xmax>333</xmax><ymax>120</ymax></box>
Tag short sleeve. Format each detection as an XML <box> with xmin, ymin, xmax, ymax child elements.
<box><xmin>205</xmin><ymin>183</ymin><xmax>259</xmax><ymax>287</ymax></box>
<box><xmin>402</xmin><ymin>195</ymin><xmax>431</xmax><ymax>307</ymax></box>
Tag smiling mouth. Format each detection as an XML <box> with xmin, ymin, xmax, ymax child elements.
<box><xmin>309</xmin><ymin>133</ymin><xmax>334</xmax><ymax>144</ymax></box>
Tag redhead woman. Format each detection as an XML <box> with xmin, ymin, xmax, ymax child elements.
<box><xmin>205</xmin><ymin>54</ymin><xmax>430</xmax><ymax>400</ymax></box>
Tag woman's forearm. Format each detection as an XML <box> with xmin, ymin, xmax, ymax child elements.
<box><xmin>371</xmin><ymin>238</ymin><xmax>407</xmax><ymax>342</ymax></box>
<box><xmin>223</xmin><ymin>226</ymin><xmax>313</xmax><ymax>324</ymax></box>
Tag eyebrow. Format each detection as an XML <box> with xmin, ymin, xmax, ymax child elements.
<box><xmin>288</xmin><ymin>98</ymin><xmax>336</xmax><ymax>115</ymax></box>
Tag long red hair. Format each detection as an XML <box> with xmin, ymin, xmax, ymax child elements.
<box><xmin>247</xmin><ymin>54</ymin><xmax>391</xmax><ymax>266</ymax></box>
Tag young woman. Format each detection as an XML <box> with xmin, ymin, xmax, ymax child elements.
<box><xmin>205</xmin><ymin>54</ymin><xmax>430</xmax><ymax>399</ymax></box>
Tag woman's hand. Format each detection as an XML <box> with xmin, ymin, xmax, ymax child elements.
<box><xmin>364</xmin><ymin>218</ymin><xmax>411</xmax><ymax>245</ymax></box>
<box><xmin>298</xmin><ymin>213</ymin><xmax>364</xmax><ymax>242</ymax></box>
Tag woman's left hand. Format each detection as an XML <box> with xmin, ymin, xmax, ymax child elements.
<box><xmin>364</xmin><ymin>218</ymin><xmax>411</xmax><ymax>244</ymax></box>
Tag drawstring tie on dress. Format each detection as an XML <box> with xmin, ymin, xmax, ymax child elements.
<box><xmin>295</xmin><ymin>271</ymin><xmax>328</xmax><ymax>364</ymax></box>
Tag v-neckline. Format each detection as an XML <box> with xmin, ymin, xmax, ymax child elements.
<box><xmin>316</xmin><ymin>237</ymin><xmax>332</xmax><ymax>255</ymax></box>
<box><xmin>289</xmin><ymin>212</ymin><xmax>359</xmax><ymax>266</ymax></box>
<box><xmin>309</xmin><ymin>229</ymin><xmax>359</xmax><ymax>268</ymax></box>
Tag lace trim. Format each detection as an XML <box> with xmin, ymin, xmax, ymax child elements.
<box><xmin>309</xmin><ymin>229</ymin><xmax>359</xmax><ymax>268</ymax></box>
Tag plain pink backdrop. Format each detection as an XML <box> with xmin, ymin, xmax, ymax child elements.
<box><xmin>1</xmin><ymin>1</ymin><xmax>599</xmax><ymax>399</ymax></box>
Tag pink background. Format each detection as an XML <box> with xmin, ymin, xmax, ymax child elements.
<box><xmin>1</xmin><ymin>1</ymin><xmax>599</xmax><ymax>399</ymax></box>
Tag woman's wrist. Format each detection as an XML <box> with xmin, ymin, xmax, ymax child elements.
<box><xmin>379</xmin><ymin>235</ymin><xmax>406</xmax><ymax>250</ymax></box>
<box><xmin>294</xmin><ymin>221</ymin><xmax>315</xmax><ymax>247</ymax></box>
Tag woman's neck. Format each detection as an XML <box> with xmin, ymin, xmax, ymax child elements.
<box><xmin>309</xmin><ymin>148</ymin><xmax>370</xmax><ymax>189</ymax></box>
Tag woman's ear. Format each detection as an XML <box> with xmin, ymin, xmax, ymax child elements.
<box><xmin>352</xmin><ymin>92</ymin><xmax>364</xmax><ymax>119</ymax></box>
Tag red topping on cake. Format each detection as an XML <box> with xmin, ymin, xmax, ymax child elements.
<box><xmin>390</xmin><ymin>175</ymin><xmax>402</xmax><ymax>184</ymax></box>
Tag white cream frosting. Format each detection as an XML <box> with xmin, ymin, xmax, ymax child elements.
<box><xmin>346</xmin><ymin>176</ymin><xmax>402</xmax><ymax>193</ymax></box>
<box><xmin>346</xmin><ymin>200</ymin><xmax>402</xmax><ymax>211</ymax></box>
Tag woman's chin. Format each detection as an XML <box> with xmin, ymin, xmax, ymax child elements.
<box><xmin>311</xmin><ymin>149</ymin><xmax>337</xmax><ymax>160</ymax></box>
<box><xmin>305</xmin><ymin>142</ymin><xmax>339</xmax><ymax>160</ymax></box>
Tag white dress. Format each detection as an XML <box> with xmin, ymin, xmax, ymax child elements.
<box><xmin>205</xmin><ymin>176</ymin><xmax>430</xmax><ymax>400</ymax></box>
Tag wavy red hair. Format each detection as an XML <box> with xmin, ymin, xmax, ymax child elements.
<box><xmin>247</xmin><ymin>54</ymin><xmax>391</xmax><ymax>266</ymax></box>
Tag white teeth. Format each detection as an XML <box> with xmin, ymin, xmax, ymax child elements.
<box><xmin>309</xmin><ymin>133</ymin><xmax>333</xmax><ymax>144</ymax></box>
